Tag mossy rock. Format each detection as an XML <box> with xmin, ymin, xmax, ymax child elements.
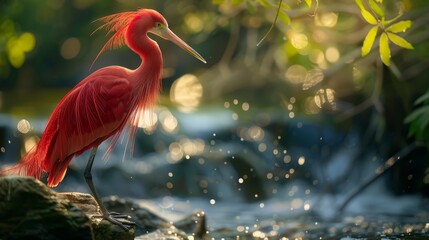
<box><xmin>0</xmin><ymin>176</ymin><xmax>134</xmax><ymax>240</ymax></box>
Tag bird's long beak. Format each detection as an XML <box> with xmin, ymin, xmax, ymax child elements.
<box><xmin>159</xmin><ymin>28</ymin><xmax>207</xmax><ymax>64</ymax></box>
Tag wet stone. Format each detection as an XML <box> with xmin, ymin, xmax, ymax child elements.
<box><xmin>103</xmin><ymin>196</ymin><xmax>207</xmax><ymax>239</ymax></box>
<box><xmin>0</xmin><ymin>175</ymin><xmax>94</xmax><ymax>240</ymax></box>
<box><xmin>0</xmin><ymin>176</ymin><xmax>206</xmax><ymax>240</ymax></box>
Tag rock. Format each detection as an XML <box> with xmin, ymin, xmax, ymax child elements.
<box><xmin>103</xmin><ymin>196</ymin><xmax>207</xmax><ymax>239</ymax></box>
<box><xmin>0</xmin><ymin>175</ymin><xmax>207</xmax><ymax>240</ymax></box>
<box><xmin>0</xmin><ymin>175</ymin><xmax>93</xmax><ymax>240</ymax></box>
<box><xmin>58</xmin><ymin>193</ymin><xmax>135</xmax><ymax>240</ymax></box>
<box><xmin>0</xmin><ymin>175</ymin><xmax>134</xmax><ymax>240</ymax></box>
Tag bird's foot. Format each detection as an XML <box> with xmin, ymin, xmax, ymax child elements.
<box><xmin>92</xmin><ymin>212</ymin><xmax>135</xmax><ymax>231</ymax></box>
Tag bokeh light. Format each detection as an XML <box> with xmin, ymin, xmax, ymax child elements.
<box><xmin>135</xmin><ymin>110</ymin><xmax>158</xmax><ymax>133</ymax></box>
<box><xmin>17</xmin><ymin>119</ymin><xmax>31</xmax><ymax>134</ymax></box>
<box><xmin>289</xmin><ymin>31</ymin><xmax>308</xmax><ymax>50</ymax></box>
<box><xmin>303</xmin><ymin>68</ymin><xmax>324</xmax><ymax>90</ymax></box>
<box><xmin>159</xmin><ymin>110</ymin><xmax>178</xmax><ymax>133</ymax></box>
<box><xmin>325</xmin><ymin>47</ymin><xmax>340</xmax><ymax>63</ymax></box>
<box><xmin>285</xmin><ymin>64</ymin><xmax>307</xmax><ymax>84</ymax></box>
<box><xmin>315</xmin><ymin>12</ymin><xmax>338</xmax><ymax>28</ymax></box>
<box><xmin>6</xmin><ymin>32</ymin><xmax>36</xmax><ymax>68</ymax></box>
<box><xmin>60</xmin><ymin>37</ymin><xmax>81</xmax><ymax>60</ymax></box>
<box><xmin>314</xmin><ymin>88</ymin><xmax>335</xmax><ymax>109</ymax></box>
<box><xmin>170</xmin><ymin>74</ymin><xmax>203</xmax><ymax>112</ymax></box>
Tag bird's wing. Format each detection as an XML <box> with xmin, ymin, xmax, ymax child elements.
<box><xmin>43</xmin><ymin>71</ymin><xmax>133</xmax><ymax>172</ymax></box>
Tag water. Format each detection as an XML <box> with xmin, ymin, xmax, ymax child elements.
<box><xmin>2</xmin><ymin>111</ymin><xmax>429</xmax><ymax>239</ymax></box>
<box><xmin>130</xmin><ymin>189</ymin><xmax>429</xmax><ymax>239</ymax></box>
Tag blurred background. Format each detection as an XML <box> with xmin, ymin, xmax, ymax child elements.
<box><xmin>1</xmin><ymin>0</ymin><xmax>429</xmax><ymax>237</ymax></box>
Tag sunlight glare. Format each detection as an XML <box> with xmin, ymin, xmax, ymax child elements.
<box><xmin>170</xmin><ymin>74</ymin><xmax>203</xmax><ymax>113</ymax></box>
<box><xmin>17</xmin><ymin>119</ymin><xmax>31</xmax><ymax>134</ymax></box>
<box><xmin>136</xmin><ymin>110</ymin><xmax>158</xmax><ymax>132</ymax></box>
<box><xmin>285</xmin><ymin>65</ymin><xmax>307</xmax><ymax>84</ymax></box>
<box><xmin>248</xmin><ymin>126</ymin><xmax>264</xmax><ymax>141</ymax></box>
<box><xmin>325</xmin><ymin>47</ymin><xmax>340</xmax><ymax>63</ymax></box>
<box><xmin>303</xmin><ymin>69</ymin><xmax>324</xmax><ymax>90</ymax></box>
<box><xmin>159</xmin><ymin>110</ymin><xmax>178</xmax><ymax>133</ymax></box>
<box><xmin>314</xmin><ymin>88</ymin><xmax>335</xmax><ymax>108</ymax></box>
<box><xmin>315</xmin><ymin>12</ymin><xmax>338</xmax><ymax>27</ymax></box>
<box><xmin>167</xmin><ymin>142</ymin><xmax>183</xmax><ymax>163</ymax></box>
<box><xmin>289</xmin><ymin>31</ymin><xmax>308</xmax><ymax>50</ymax></box>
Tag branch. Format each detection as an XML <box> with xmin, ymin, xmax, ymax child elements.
<box><xmin>337</xmin><ymin>141</ymin><xmax>426</xmax><ymax>214</ymax></box>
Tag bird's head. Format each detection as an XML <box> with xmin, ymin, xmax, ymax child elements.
<box><xmin>92</xmin><ymin>9</ymin><xmax>206</xmax><ymax>65</ymax></box>
<box><xmin>147</xmin><ymin>10</ymin><xmax>206</xmax><ymax>63</ymax></box>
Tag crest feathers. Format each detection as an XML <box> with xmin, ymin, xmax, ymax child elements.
<box><xmin>91</xmin><ymin>10</ymin><xmax>140</xmax><ymax>67</ymax></box>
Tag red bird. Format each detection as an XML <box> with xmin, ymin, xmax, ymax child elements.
<box><xmin>3</xmin><ymin>9</ymin><xmax>205</xmax><ymax>230</ymax></box>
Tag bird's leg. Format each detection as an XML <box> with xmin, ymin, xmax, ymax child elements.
<box><xmin>84</xmin><ymin>146</ymin><xmax>134</xmax><ymax>231</ymax></box>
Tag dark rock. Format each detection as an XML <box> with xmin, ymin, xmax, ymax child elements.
<box><xmin>0</xmin><ymin>175</ymin><xmax>134</xmax><ymax>240</ymax></box>
<box><xmin>0</xmin><ymin>175</ymin><xmax>93</xmax><ymax>240</ymax></box>
<box><xmin>103</xmin><ymin>196</ymin><xmax>207</xmax><ymax>239</ymax></box>
<box><xmin>58</xmin><ymin>193</ymin><xmax>135</xmax><ymax>240</ymax></box>
<box><xmin>0</xmin><ymin>176</ymin><xmax>207</xmax><ymax>240</ymax></box>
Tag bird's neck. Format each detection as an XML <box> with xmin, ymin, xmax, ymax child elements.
<box><xmin>128</xmin><ymin>33</ymin><xmax>163</xmax><ymax>110</ymax></box>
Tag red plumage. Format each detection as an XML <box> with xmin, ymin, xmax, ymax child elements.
<box><xmin>2</xmin><ymin>9</ymin><xmax>167</xmax><ymax>187</ymax></box>
<box><xmin>1</xmin><ymin>8</ymin><xmax>205</xmax><ymax>229</ymax></box>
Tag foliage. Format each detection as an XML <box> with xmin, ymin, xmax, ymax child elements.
<box><xmin>405</xmin><ymin>89</ymin><xmax>429</xmax><ymax>145</ymax></box>
<box><xmin>0</xmin><ymin>0</ymin><xmax>428</xmax><ymax>144</ymax></box>
<box><xmin>356</xmin><ymin>0</ymin><xmax>414</xmax><ymax>66</ymax></box>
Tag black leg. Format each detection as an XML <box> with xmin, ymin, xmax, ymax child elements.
<box><xmin>84</xmin><ymin>146</ymin><xmax>134</xmax><ymax>231</ymax></box>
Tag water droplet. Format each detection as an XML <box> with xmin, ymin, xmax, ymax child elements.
<box><xmin>298</xmin><ymin>156</ymin><xmax>305</xmax><ymax>165</ymax></box>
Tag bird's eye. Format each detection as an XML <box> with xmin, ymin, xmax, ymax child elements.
<box><xmin>155</xmin><ymin>22</ymin><xmax>164</xmax><ymax>29</ymax></box>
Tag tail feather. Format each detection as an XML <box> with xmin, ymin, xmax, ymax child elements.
<box><xmin>0</xmin><ymin>144</ymin><xmax>45</xmax><ymax>181</ymax></box>
<box><xmin>46</xmin><ymin>154</ymin><xmax>74</xmax><ymax>187</ymax></box>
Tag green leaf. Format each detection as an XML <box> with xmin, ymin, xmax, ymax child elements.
<box><xmin>305</xmin><ymin>0</ymin><xmax>312</xmax><ymax>7</ymax></box>
<box><xmin>362</xmin><ymin>10</ymin><xmax>378</xmax><ymax>24</ymax></box>
<box><xmin>415</xmin><ymin>90</ymin><xmax>429</xmax><ymax>105</ymax></box>
<box><xmin>362</xmin><ymin>26</ymin><xmax>378</xmax><ymax>56</ymax></box>
<box><xmin>369</xmin><ymin>0</ymin><xmax>384</xmax><ymax>17</ymax></box>
<box><xmin>405</xmin><ymin>106</ymin><xmax>429</xmax><ymax>123</ymax></box>
<box><xmin>405</xmin><ymin>106</ymin><xmax>429</xmax><ymax>138</ymax></box>
<box><xmin>281</xmin><ymin>2</ymin><xmax>291</xmax><ymax>10</ymax></box>
<box><xmin>255</xmin><ymin>0</ymin><xmax>270</xmax><ymax>8</ymax></box>
<box><xmin>355</xmin><ymin>0</ymin><xmax>365</xmax><ymax>9</ymax></box>
<box><xmin>386</xmin><ymin>20</ymin><xmax>412</xmax><ymax>33</ymax></box>
<box><xmin>246</xmin><ymin>1</ymin><xmax>256</xmax><ymax>13</ymax></box>
<box><xmin>278</xmin><ymin>10</ymin><xmax>290</xmax><ymax>25</ymax></box>
<box><xmin>355</xmin><ymin>0</ymin><xmax>378</xmax><ymax>24</ymax></box>
<box><xmin>387</xmin><ymin>32</ymin><xmax>414</xmax><ymax>50</ymax></box>
<box><xmin>379</xmin><ymin>33</ymin><xmax>390</xmax><ymax>66</ymax></box>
